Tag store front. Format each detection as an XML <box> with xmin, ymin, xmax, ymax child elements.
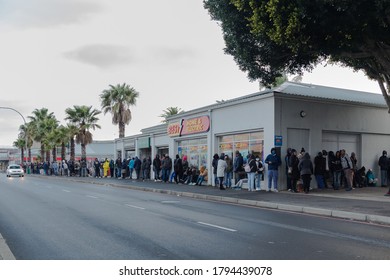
<box><xmin>218</xmin><ymin>131</ymin><xmax>264</xmax><ymax>162</ymax></box>
<box><xmin>177</xmin><ymin>138</ymin><xmax>208</xmax><ymax>168</ymax></box>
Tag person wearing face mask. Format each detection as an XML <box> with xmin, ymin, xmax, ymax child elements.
<box><xmin>265</xmin><ymin>148</ymin><xmax>282</xmax><ymax>192</ymax></box>
<box><xmin>378</xmin><ymin>150</ymin><xmax>389</xmax><ymax>188</ymax></box>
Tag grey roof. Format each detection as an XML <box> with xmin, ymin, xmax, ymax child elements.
<box><xmin>274</xmin><ymin>82</ymin><xmax>385</xmax><ymax>106</ymax></box>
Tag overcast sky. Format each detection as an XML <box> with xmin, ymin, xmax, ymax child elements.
<box><xmin>0</xmin><ymin>0</ymin><xmax>380</xmax><ymax>147</ymax></box>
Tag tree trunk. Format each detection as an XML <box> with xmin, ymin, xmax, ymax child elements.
<box><xmin>40</xmin><ymin>143</ymin><xmax>45</xmax><ymax>161</ymax></box>
<box><xmin>20</xmin><ymin>147</ymin><xmax>24</xmax><ymax>164</ymax></box>
<box><xmin>52</xmin><ymin>147</ymin><xmax>57</xmax><ymax>162</ymax></box>
<box><xmin>28</xmin><ymin>148</ymin><xmax>31</xmax><ymax>163</ymax></box>
<box><xmin>70</xmin><ymin>139</ymin><xmax>75</xmax><ymax>161</ymax></box>
<box><xmin>46</xmin><ymin>150</ymin><xmax>50</xmax><ymax>163</ymax></box>
<box><xmin>81</xmin><ymin>143</ymin><xmax>87</xmax><ymax>160</ymax></box>
<box><xmin>61</xmin><ymin>143</ymin><xmax>66</xmax><ymax>160</ymax></box>
<box><xmin>119</xmin><ymin>122</ymin><xmax>125</xmax><ymax>138</ymax></box>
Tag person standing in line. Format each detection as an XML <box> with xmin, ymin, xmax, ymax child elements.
<box><xmin>314</xmin><ymin>152</ymin><xmax>326</xmax><ymax>189</ymax></box>
<box><xmin>246</xmin><ymin>154</ymin><xmax>257</xmax><ymax>191</ymax></box>
<box><xmin>255</xmin><ymin>156</ymin><xmax>263</xmax><ymax>191</ymax></box>
<box><xmin>233</xmin><ymin>151</ymin><xmax>244</xmax><ymax>185</ymax></box>
<box><xmin>289</xmin><ymin>149</ymin><xmax>300</xmax><ymax>193</ymax></box>
<box><xmin>212</xmin><ymin>153</ymin><xmax>219</xmax><ymax>187</ymax></box>
<box><xmin>265</xmin><ymin>148</ymin><xmax>282</xmax><ymax>192</ymax></box>
<box><xmin>298</xmin><ymin>152</ymin><xmax>314</xmax><ymax>193</ymax></box>
<box><xmin>153</xmin><ymin>154</ymin><xmax>161</xmax><ymax>181</ymax></box>
<box><xmin>285</xmin><ymin>148</ymin><xmax>293</xmax><ymax>191</ymax></box>
<box><xmin>103</xmin><ymin>158</ymin><xmax>110</xmax><ymax>177</ymax></box>
<box><xmin>340</xmin><ymin>149</ymin><xmax>353</xmax><ymax>191</ymax></box>
<box><xmin>162</xmin><ymin>154</ymin><xmax>172</xmax><ymax>183</ymax></box>
<box><xmin>115</xmin><ymin>157</ymin><xmax>122</xmax><ymax>179</ymax></box>
<box><xmin>94</xmin><ymin>158</ymin><xmax>101</xmax><ymax>178</ymax></box>
<box><xmin>173</xmin><ymin>154</ymin><xmax>183</xmax><ymax>184</ymax></box>
<box><xmin>109</xmin><ymin>159</ymin><xmax>115</xmax><ymax>178</ymax></box>
<box><xmin>224</xmin><ymin>154</ymin><xmax>233</xmax><ymax>188</ymax></box>
<box><xmin>217</xmin><ymin>153</ymin><xmax>227</xmax><ymax>190</ymax></box>
<box><xmin>134</xmin><ymin>156</ymin><xmax>142</xmax><ymax>180</ymax></box>
<box><xmin>128</xmin><ymin>157</ymin><xmax>134</xmax><ymax>179</ymax></box>
<box><xmin>378</xmin><ymin>150</ymin><xmax>388</xmax><ymax>188</ymax></box>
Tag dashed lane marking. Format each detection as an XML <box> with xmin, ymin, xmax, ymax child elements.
<box><xmin>125</xmin><ymin>204</ymin><xmax>145</xmax><ymax>210</ymax></box>
<box><xmin>197</xmin><ymin>222</ymin><xmax>237</xmax><ymax>232</ymax></box>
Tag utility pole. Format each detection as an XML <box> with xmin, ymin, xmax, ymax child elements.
<box><xmin>0</xmin><ymin>107</ymin><xmax>28</xmax><ymax>164</ymax></box>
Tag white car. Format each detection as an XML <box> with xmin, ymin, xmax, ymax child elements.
<box><xmin>6</xmin><ymin>164</ymin><xmax>24</xmax><ymax>177</ymax></box>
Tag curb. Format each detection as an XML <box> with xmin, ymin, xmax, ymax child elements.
<box><xmin>104</xmin><ymin>180</ymin><xmax>390</xmax><ymax>226</ymax></box>
<box><xmin>0</xmin><ymin>234</ymin><xmax>16</xmax><ymax>260</ymax></box>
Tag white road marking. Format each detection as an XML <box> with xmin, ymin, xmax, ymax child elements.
<box><xmin>62</xmin><ymin>189</ymin><xmax>71</xmax><ymax>193</ymax></box>
<box><xmin>197</xmin><ymin>222</ymin><xmax>237</xmax><ymax>232</ymax></box>
<box><xmin>86</xmin><ymin>195</ymin><xmax>98</xmax><ymax>199</ymax></box>
<box><xmin>125</xmin><ymin>204</ymin><xmax>145</xmax><ymax>210</ymax></box>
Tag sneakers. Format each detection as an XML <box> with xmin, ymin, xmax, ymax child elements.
<box><xmin>273</xmin><ymin>189</ymin><xmax>279</xmax><ymax>193</ymax></box>
<box><xmin>266</xmin><ymin>189</ymin><xmax>271</xmax><ymax>192</ymax></box>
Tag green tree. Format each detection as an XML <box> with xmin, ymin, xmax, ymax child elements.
<box><xmin>159</xmin><ymin>107</ymin><xmax>183</xmax><ymax>123</ymax></box>
<box><xmin>18</xmin><ymin>122</ymin><xmax>34</xmax><ymax>162</ymax></box>
<box><xmin>13</xmin><ymin>137</ymin><xmax>25</xmax><ymax>163</ymax></box>
<box><xmin>65</xmin><ymin>105</ymin><xmax>101</xmax><ymax>160</ymax></box>
<box><xmin>66</xmin><ymin>124</ymin><xmax>79</xmax><ymax>162</ymax></box>
<box><xmin>28</xmin><ymin>108</ymin><xmax>58</xmax><ymax>161</ymax></box>
<box><xmin>100</xmin><ymin>83</ymin><xmax>139</xmax><ymax>138</ymax></box>
<box><xmin>204</xmin><ymin>0</ymin><xmax>390</xmax><ymax>109</ymax></box>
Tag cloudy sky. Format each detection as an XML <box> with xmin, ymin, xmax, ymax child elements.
<box><xmin>0</xmin><ymin>0</ymin><xmax>380</xmax><ymax>147</ymax></box>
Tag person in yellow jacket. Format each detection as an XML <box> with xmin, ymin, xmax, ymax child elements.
<box><xmin>103</xmin><ymin>158</ymin><xmax>110</xmax><ymax>177</ymax></box>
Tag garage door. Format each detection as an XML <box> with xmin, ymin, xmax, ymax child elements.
<box><xmin>322</xmin><ymin>132</ymin><xmax>360</xmax><ymax>156</ymax></box>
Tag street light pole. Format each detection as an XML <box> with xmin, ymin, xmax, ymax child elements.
<box><xmin>0</xmin><ymin>106</ymin><xmax>28</xmax><ymax>164</ymax></box>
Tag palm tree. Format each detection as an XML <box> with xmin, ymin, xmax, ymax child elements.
<box><xmin>65</xmin><ymin>105</ymin><xmax>101</xmax><ymax>160</ymax></box>
<box><xmin>28</xmin><ymin>108</ymin><xmax>58</xmax><ymax>161</ymax></box>
<box><xmin>66</xmin><ymin>124</ymin><xmax>79</xmax><ymax>161</ymax></box>
<box><xmin>19</xmin><ymin>122</ymin><xmax>34</xmax><ymax>162</ymax></box>
<box><xmin>159</xmin><ymin>107</ymin><xmax>183</xmax><ymax>123</ymax></box>
<box><xmin>13</xmin><ymin>137</ymin><xmax>25</xmax><ymax>164</ymax></box>
<box><xmin>100</xmin><ymin>83</ymin><xmax>139</xmax><ymax>138</ymax></box>
<box><xmin>55</xmin><ymin>125</ymin><xmax>70</xmax><ymax>161</ymax></box>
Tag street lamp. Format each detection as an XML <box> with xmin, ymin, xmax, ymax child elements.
<box><xmin>0</xmin><ymin>106</ymin><xmax>28</xmax><ymax>164</ymax></box>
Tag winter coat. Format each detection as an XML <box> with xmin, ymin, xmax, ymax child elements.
<box><xmin>217</xmin><ymin>159</ymin><xmax>227</xmax><ymax>177</ymax></box>
<box><xmin>298</xmin><ymin>153</ymin><xmax>313</xmax><ymax>176</ymax></box>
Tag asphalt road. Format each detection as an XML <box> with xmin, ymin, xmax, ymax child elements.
<box><xmin>0</xmin><ymin>175</ymin><xmax>389</xmax><ymax>260</ymax></box>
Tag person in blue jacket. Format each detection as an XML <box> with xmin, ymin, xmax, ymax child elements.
<box><xmin>265</xmin><ymin>148</ymin><xmax>282</xmax><ymax>192</ymax></box>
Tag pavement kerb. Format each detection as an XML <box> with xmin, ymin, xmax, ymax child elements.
<box><xmin>30</xmin><ymin>175</ymin><xmax>390</xmax><ymax>226</ymax></box>
<box><xmin>0</xmin><ymin>234</ymin><xmax>16</xmax><ymax>260</ymax></box>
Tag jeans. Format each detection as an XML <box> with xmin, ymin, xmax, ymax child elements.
<box><xmin>315</xmin><ymin>175</ymin><xmax>325</xmax><ymax>189</ymax></box>
<box><xmin>81</xmin><ymin>167</ymin><xmax>87</xmax><ymax>177</ymax></box>
<box><xmin>162</xmin><ymin>169</ymin><xmax>170</xmax><ymax>182</ymax></box>
<box><xmin>267</xmin><ymin>169</ymin><xmax>279</xmax><ymax>190</ymax></box>
<box><xmin>333</xmin><ymin>171</ymin><xmax>342</xmax><ymax>189</ymax></box>
<box><xmin>196</xmin><ymin>176</ymin><xmax>205</xmax><ymax>185</ymax></box>
<box><xmin>255</xmin><ymin>172</ymin><xmax>262</xmax><ymax>190</ymax></box>
<box><xmin>247</xmin><ymin>172</ymin><xmax>255</xmax><ymax>191</ymax></box>
<box><xmin>381</xmin><ymin>170</ymin><xmax>388</xmax><ymax>186</ymax></box>
<box><xmin>224</xmin><ymin>172</ymin><xmax>232</xmax><ymax>187</ymax></box>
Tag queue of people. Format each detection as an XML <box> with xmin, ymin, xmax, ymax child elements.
<box><xmin>21</xmin><ymin>148</ymin><xmax>390</xmax><ymax>197</ymax></box>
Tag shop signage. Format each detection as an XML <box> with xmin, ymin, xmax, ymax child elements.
<box><xmin>274</xmin><ymin>135</ymin><xmax>283</xmax><ymax>147</ymax></box>
<box><xmin>137</xmin><ymin>137</ymin><xmax>150</xmax><ymax>149</ymax></box>
<box><xmin>167</xmin><ymin>116</ymin><xmax>210</xmax><ymax>137</ymax></box>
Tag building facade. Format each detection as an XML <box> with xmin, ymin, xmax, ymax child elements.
<box><xmin>114</xmin><ymin>82</ymin><xmax>390</xmax><ymax>189</ymax></box>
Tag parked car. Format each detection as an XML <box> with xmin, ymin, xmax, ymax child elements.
<box><xmin>6</xmin><ymin>164</ymin><xmax>24</xmax><ymax>177</ymax></box>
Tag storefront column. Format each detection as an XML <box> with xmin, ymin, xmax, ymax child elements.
<box><xmin>207</xmin><ymin>109</ymin><xmax>213</xmax><ymax>186</ymax></box>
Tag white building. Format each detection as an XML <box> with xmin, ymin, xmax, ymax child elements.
<box><xmin>114</xmin><ymin>82</ymin><xmax>390</xmax><ymax>189</ymax></box>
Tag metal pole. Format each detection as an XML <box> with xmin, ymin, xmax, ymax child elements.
<box><xmin>0</xmin><ymin>106</ymin><xmax>28</xmax><ymax>164</ymax></box>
